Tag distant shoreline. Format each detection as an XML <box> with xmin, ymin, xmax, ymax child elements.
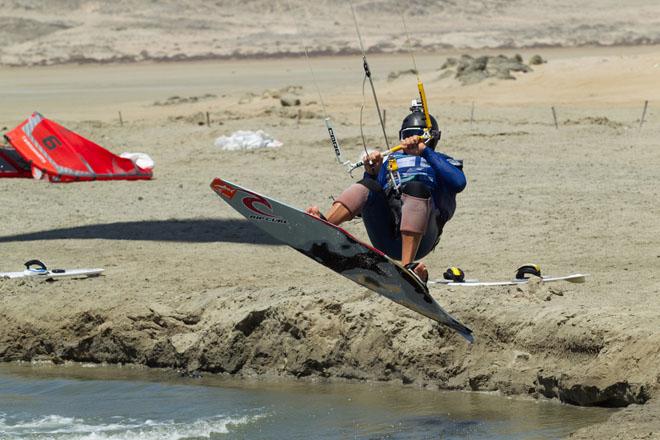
<box><xmin>2</xmin><ymin>42</ymin><xmax>660</xmax><ymax>69</ymax></box>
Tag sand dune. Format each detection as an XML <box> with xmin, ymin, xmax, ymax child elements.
<box><xmin>1</xmin><ymin>0</ymin><xmax>660</xmax><ymax>65</ymax></box>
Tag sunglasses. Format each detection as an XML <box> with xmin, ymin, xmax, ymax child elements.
<box><xmin>399</xmin><ymin>127</ymin><xmax>426</xmax><ymax>139</ymax></box>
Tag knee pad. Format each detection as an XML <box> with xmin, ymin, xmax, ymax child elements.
<box><xmin>334</xmin><ymin>183</ymin><xmax>369</xmax><ymax>216</ymax></box>
<box><xmin>400</xmin><ymin>193</ymin><xmax>431</xmax><ymax>235</ymax></box>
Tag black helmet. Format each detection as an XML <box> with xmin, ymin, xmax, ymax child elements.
<box><xmin>398</xmin><ymin>100</ymin><xmax>441</xmax><ymax>150</ymax></box>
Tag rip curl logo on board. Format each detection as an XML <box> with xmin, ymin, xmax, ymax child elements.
<box><xmin>241</xmin><ymin>193</ymin><xmax>274</xmax><ymax>218</ymax></box>
<box><xmin>241</xmin><ymin>192</ymin><xmax>288</xmax><ymax>224</ymax></box>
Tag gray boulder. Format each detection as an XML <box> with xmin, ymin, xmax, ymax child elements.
<box><xmin>529</xmin><ymin>54</ymin><xmax>546</xmax><ymax>65</ymax></box>
<box><xmin>442</xmin><ymin>53</ymin><xmax>540</xmax><ymax>85</ymax></box>
<box><xmin>280</xmin><ymin>95</ymin><xmax>301</xmax><ymax>107</ymax></box>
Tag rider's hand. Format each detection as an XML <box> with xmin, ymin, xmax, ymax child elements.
<box><xmin>401</xmin><ymin>135</ymin><xmax>426</xmax><ymax>156</ymax></box>
<box><xmin>363</xmin><ymin>150</ymin><xmax>383</xmax><ymax>175</ymax></box>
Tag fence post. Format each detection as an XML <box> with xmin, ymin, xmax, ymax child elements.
<box><xmin>639</xmin><ymin>100</ymin><xmax>649</xmax><ymax>130</ymax></box>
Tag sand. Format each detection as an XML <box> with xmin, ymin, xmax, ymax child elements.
<box><xmin>1</xmin><ymin>0</ymin><xmax>660</xmax><ymax>65</ymax></box>
<box><xmin>1</xmin><ymin>2</ymin><xmax>660</xmax><ymax>437</ymax></box>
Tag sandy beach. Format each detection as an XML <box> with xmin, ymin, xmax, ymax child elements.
<box><xmin>1</xmin><ymin>1</ymin><xmax>660</xmax><ymax>438</ymax></box>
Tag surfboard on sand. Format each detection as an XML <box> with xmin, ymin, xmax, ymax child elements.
<box><xmin>210</xmin><ymin>178</ymin><xmax>474</xmax><ymax>343</ymax></box>
<box><xmin>0</xmin><ymin>260</ymin><xmax>103</xmax><ymax>280</ymax></box>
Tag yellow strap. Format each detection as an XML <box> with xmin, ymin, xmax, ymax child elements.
<box><xmin>417</xmin><ymin>81</ymin><xmax>432</xmax><ymax>130</ymax></box>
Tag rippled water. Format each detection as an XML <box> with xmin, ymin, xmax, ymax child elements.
<box><xmin>0</xmin><ymin>363</ymin><xmax>612</xmax><ymax>439</ymax></box>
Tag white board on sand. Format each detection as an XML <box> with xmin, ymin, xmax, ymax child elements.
<box><xmin>1</xmin><ymin>261</ymin><xmax>103</xmax><ymax>280</ymax></box>
<box><xmin>429</xmin><ymin>273</ymin><xmax>588</xmax><ymax>287</ymax></box>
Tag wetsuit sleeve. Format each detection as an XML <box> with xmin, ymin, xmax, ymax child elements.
<box><xmin>421</xmin><ymin>148</ymin><xmax>467</xmax><ymax>193</ymax></box>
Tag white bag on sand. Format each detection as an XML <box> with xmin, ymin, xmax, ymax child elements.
<box><xmin>120</xmin><ymin>152</ymin><xmax>155</xmax><ymax>170</ymax></box>
<box><xmin>214</xmin><ymin>130</ymin><xmax>283</xmax><ymax>151</ymax></box>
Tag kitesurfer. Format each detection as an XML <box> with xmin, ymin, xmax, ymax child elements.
<box><xmin>306</xmin><ymin>103</ymin><xmax>466</xmax><ymax>285</ymax></box>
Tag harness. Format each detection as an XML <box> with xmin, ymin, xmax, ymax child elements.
<box><xmin>359</xmin><ymin>153</ymin><xmax>463</xmax><ymax>240</ymax></box>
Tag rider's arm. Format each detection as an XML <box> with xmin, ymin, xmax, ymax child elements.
<box><xmin>421</xmin><ymin>148</ymin><xmax>466</xmax><ymax>193</ymax></box>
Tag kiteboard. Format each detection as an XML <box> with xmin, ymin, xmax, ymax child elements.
<box><xmin>210</xmin><ymin>178</ymin><xmax>474</xmax><ymax>343</ymax></box>
<box><xmin>429</xmin><ymin>265</ymin><xmax>588</xmax><ymax>287</ymax></box>
<box><xmin>0</xmin><ymin>260</ymin><xmax>104</xmax><ymax>280</ymax></box>
<box><xmin>430</xmin><ymin>274</ymin><xmax>587</xmax><ymax>287</ymax></box>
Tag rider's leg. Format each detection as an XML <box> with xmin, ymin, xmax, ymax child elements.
<box><xmin>327</xmin><ymin>183</ymin><xmax>370</xmax><ymax>224</ymax></box>
<box><xmin>400</xmin><ymin>182</ymin><xmax>432</xmax><ymax>278</ymax></box>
